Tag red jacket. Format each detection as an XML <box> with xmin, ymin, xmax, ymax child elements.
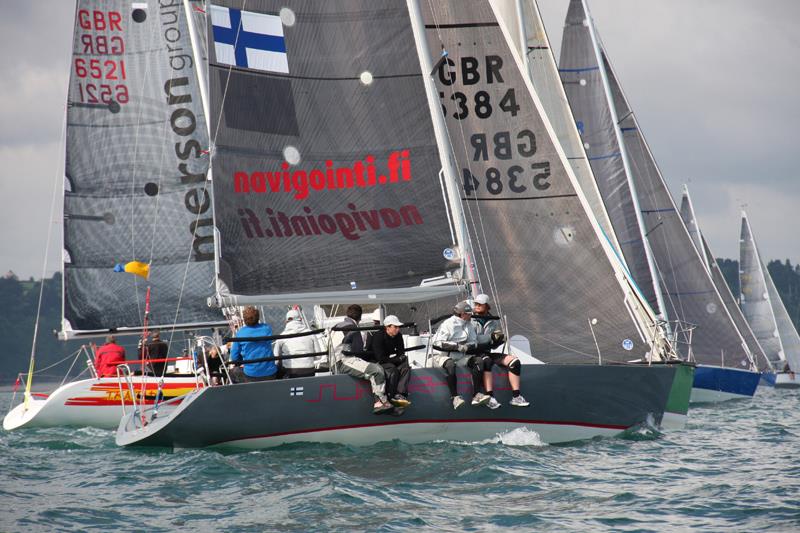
<box><xmin>95</xmin><ymin>342</ymin><xmax>126</xmax><ymax>377</ymax></box>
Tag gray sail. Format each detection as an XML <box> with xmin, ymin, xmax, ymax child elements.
<box><xmin>739</xmin><ymin>213</ymin><xmax>795</xmax><ymax>371</ymax></box>
<box><xmin>679</xmin><ymin>186</ymin><xmax>710</xmax><ymax>272</ymax></box>
<box><xmin>765</xmin><ymin>263</ymin><xmax>800</xmax><ymax>372</ymax></box>
<box><xmin>600</xmin><ymin>49</ymin><xmax>753</xmax><ymax>370</ymax></box>
<box><xmin>64</xmin><ymin>1</ymin><xmax>221</xmax><ymax>335</ymax></box>
<box><xmin>678</xmin><ymin>190</ymin><xmax>769</xmax><ymax>369</ymax></box>
<box><xmin>421</xmin><ymin>0</ymin><xmax>664</xmax><ymax>364</ymax></box>
<box><xmin>558</xmin><ymin>0</ymin><xmax>660</xmax><ymax>313</ymax></box>
<box><xmin>514</xmin><ymin>0</ymin><xmax>621</xmax><ymax>258</ymax></box>
<box><xmin>207</xmin><ymin>0</ymin><xmax>461</xmax><ymax>306</ymax></box>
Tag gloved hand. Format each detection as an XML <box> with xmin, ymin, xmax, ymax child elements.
<box><xmin>457</xmin><ymin>343</ymin><xmax>469</xmax><ymax>353</ymax></box>
<box><xmin>491</xmin><ymin>331</ymin><xmax>505</xmax><ymax>344</ymax></box>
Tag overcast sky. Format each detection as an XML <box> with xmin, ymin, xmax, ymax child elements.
<box><xmin>1</xmin><ymin>0</ymin><xmax>798</xmax><ymax>279</ymax></box>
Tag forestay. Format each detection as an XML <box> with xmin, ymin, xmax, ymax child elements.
<box><xmin>63</xmin><ymin>1</ymin><xmax>220</xmax><ymax>335</ymax></box>
<box><xmin>207</xmin><ymin>0</ymin><xmax>461</xmax><ymax>306</ymax></box>
<box><xmin>420</xmin><ymin>0</ymin><xmax>663</xmax><ymax>364</ymax></box>
<box><xmin>600</xmin><ymin>49</ymin><xmax>752</xmax><ymax>370</ymax></box>
<box><xmin>558</xmin><ymin>0</ymin><xmax>660</xmax><ymax>313</ymax></box>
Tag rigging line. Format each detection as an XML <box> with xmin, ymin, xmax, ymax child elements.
<box><xmin>24</xmin><ymin>92</ymin><xmax>68</xmax><ymax>407</ymax></box>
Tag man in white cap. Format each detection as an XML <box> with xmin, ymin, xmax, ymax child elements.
<box><xmin>471</xmin><ymin>294</ymin><xmax>529</xmax><ymax>408</ymax></box>
<box><xmin>370</xmin><ymin>315</ymin><xmax>411</xmax><ymax>408</ymax></box>
<box><xmin>272</xmin><ymin>308</ymin><xmax>322</xmax><ymax>379</ymax></box>
<box><xmin>431</xmin><ymin>300</ymin><xmax>478</xmax><ymax>409</ymax></box>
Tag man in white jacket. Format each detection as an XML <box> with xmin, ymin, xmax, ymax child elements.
<box><xmin>273</xmin><ymin>309</ymin><xmax>321</xmax><ymax>379</ymax></box>
<box><xmin>431</xmin><ymin>301</ymin><xmax>478</xmax><ymax>410</ymax></box>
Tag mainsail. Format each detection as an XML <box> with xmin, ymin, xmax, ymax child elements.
<box><xmin>420</xmin><ymin>0</ymin><xmax>666</xmax><ymax>364</ymax></box>
<box><xmin>560</xmin><ymin>1</ymin><xmax>754</xmax><ymax>370</ymax></box>
<box><xmin>207</xmin><ymin>0</ymin><xmax>462</xmax><ymax>306</ymax></box>
<box><xmin>63</xmin><ymin>1</ymin><xmax>222</xmax><ymax>336</ymax></box>
<box><xmin>740</xmin><ymin>212</ymin><xmax>800</xmax><ymax>372</ymax></box>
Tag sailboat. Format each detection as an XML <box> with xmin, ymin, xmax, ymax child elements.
<box><xmin>3</xmin><ymin>0</ymin><xmax>229</xmax><ymax>431</ymax></box>
<box><xmin>116</xmin><ymin>0</ymin><xmax>685</xmax><ymax>450</ymax></box>
<box><xmin>679</xmin><ymin>187</ymin><xmax>773</xmax><ymax>381</ymax></box>
<box><xmin>740</xmin><ymin>212</ymin><xmax>800</xmax><ymax>389</ymax></box>
<box><xmin>559</xmin><ymin>0</ymin><xmax>759</xmax><ymax>403</ymax></box>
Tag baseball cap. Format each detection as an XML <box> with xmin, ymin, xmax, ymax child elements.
<box><xmin>474</xmin><ymin>294</ymin><xmax>490</xmax><ymax>305</ymax></box>
<box><xmin>383</xmin><ymin>315</ymin><xmax>403</xmax><ymax>327</ymax></box>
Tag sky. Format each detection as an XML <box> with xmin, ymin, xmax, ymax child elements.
<box><xmin>0</xmin><ymin>0</ymin><xmax>798</xmax><ymax>279</ymax></box>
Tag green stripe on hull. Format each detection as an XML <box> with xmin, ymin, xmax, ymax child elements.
<box><xmin>665</xmin><ymin>363</ymin><xmax>694</xmax><ymax>420</ymax></box>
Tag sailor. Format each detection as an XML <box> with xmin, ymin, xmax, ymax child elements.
<box><xmin>273</xmin><ymin>309</ymin><xmax>320</xmax><ymax>379</ymax></box>
<box><xmin>370</xmin><ymin>315</ymin><xmax>412</xmax><ymax>408</ymax></box>
<box><xmin>145</xmin><ymin>331</ymin><xmax>169</xmax><ymax>376</ymax></box>
<box><xmin>94</xmin><ymin>335</ymin><xmax>126</xmax><ymax>377</ymax></box>
<box><xmin>470</xmin><ymin>294</ymin><xmax>529</xmax><ymax>408</ymax></box>
<box><xmin>431</xmin><ymin>301</ymin><xmax>478</xmax><ymax>410</ymax></box>
<box><xmin>229</xmin><ymin>306</ymin><xmax>278</xmax><ymax>383</ymax></box>
<box><xmin>333</xmin><ymin>304</ymin><xmax>393</xmax><ymax>414</ymax></box>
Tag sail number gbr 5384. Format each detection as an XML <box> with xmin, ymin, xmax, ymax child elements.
<box><xmin>436</xmin><ymin>54</ymin><xmax>551</xmax><ymax>198</ymax></box>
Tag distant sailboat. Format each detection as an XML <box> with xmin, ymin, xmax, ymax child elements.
<box><xmin>740</xmin><ymin>212</ymin><xmax>800</xmax><ymax>388</ymax></box>
<box><xmin>4</xmin><ymin>0</ymin><xmax>228</xmax><ymax>431</ymax></box>
<box><xmin>116</xmin><ymin>0</ymin><xmax>684</xmax><ymax>449</ymax></box>
<box><xmin>559</xmin><ymin>0</ymin><xmax>759</xmax><ymax>402</ymax></box>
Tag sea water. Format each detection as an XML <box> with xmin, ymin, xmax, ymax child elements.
<box><xmin>1</xmin><ymin>387</ymin><xmax>799</xmax><ymax>532</ymax></box>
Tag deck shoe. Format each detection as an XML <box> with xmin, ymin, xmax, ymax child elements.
<box><xmin>373</xmin><ymin>400</ymin><xmax>394</xmax><ymax>414</ymax></box>
<box><xmin>452</xmin><ymin>396</ymin><xmax>465</xmax><ymax>410</ymax></box>
<box><xmin>390</xmin><ymin>395</ymin><xmax>411</xmax><ymax>407</ymax></box>
<box><xmin>510</xmin><ymin>395</ymin><xmax>530</xmax><ymax>407</ymax></box>
<box><xmin>471</xmin><ymin>392</ymin><xmax>490</xmax><ymax>406</ymax></box>
<box><xmin>486</xmin><ymin>397</ymin><xmax>501</xmax><ymax>410</ymax></box>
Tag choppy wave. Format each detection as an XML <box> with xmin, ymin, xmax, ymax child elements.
<box><xmin>1</xmin><ymin>388</ymin><xmax>799</xmax><ymax>531</ymax></box>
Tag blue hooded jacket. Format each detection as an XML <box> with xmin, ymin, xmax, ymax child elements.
<box><xmin>230</xmin><ymin>323</ymin><xmax>277</xmax><ymax>377</ymax></box>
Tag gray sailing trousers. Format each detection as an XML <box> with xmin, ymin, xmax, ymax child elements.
<box><xmin>336</xmin><ymin>356</ymin><xmax>387</xmax><ymax>401</ymax></box>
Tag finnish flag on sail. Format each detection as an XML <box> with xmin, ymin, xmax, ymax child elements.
<box><xmin>210</xmin><ymin>5</ymin><xmax>289</xmax><ymax>74</ymax></box>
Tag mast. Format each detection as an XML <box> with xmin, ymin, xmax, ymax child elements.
<box><xmin>581</xmin><ymin>0</ymin><xmax>669</xmax><ymax>327</ymax></box>
<box><xmin>407</xmin><ymin>0</ymin><xmax>475</xmax><ymax>291</ymax></box>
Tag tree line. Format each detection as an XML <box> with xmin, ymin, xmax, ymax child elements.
<box><xmin>2</xmin><ymin>260</ymin><xmax>800</xmax><ymax>384</ymax></box>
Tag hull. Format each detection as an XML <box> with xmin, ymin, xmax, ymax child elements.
<box><xmin>690</xmin><ymin>365</ymin><xmax>760</xmax><ymax>403</ymax></box>
<box><xmin>3</xmin><ymin>376</ymin><xmax>201</xmax><ymax>431</ymax></box>
<box><xmin>760</xmin><ymin>372</ymin><xmax>777</xmax><ymax>387</ymax></box>
<box><xmin>661</xmin><ymin>362</ymin><xmax>695</xmax><ymax>430</ymax></box>
<box><xmin>117</xmin><ymin>364</ymin><xmax>678</xmax><ymax>449</ymax></box>
<box><xmin>775</xmin><ymin>372</ymin><xmax>800</xmax><ymax>389</ymax></box>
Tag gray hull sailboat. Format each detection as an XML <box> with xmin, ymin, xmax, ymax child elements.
<box><xmin>559</xmin><ymin>0</ymin><xmax>758</xmax><ymax>403</ymax></box>
<box><xmin>740</xmin><ymin>212</ymin><xmax>800</xmax><ymax>388</ymax></box>
<box><xmin>117</xmin><ymin>0</ymin><xmax>685</xmax><ymax>450</ymax></box>
<box><xmin>4</xmin><ymin>0</ymin><xmax>228</xmax><ymax>431</ymax></box>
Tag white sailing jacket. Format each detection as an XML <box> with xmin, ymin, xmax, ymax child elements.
<box><xmin>273</xmin><ymin>319</ymin><xmax>322</xmax><ymax>369</ymax></box>
<box><xmin>432</xmin><ymin>315</ymin><xmax>478</xmax><ymax>359</ymax></box>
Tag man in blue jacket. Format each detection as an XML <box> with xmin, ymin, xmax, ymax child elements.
<box><xmin>230</xmin><ymin>306</ymin><xmax>278</xmax><ymax>382</ymax></box>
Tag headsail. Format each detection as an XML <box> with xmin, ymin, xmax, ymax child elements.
<box><xmin>678</xmin><ymin>190</ymin><xmax>769</xmax><ymax>369</ymax></box>
<box><xmin>207</xmin><ymin>1</ymin><xmax>462</xmax><ymax>306</ymax></box>
<box><xmin>740</xmin><ymin>212</ymin><xmax>800</xmax><ymax>371</ymax></box>
<box><xmin>420</xmin><ymin>0</ymin><xmax>666</xmax><ymax>364</ymax></box>
<box><xmin>63</xmin><ymin>1</ymin><xmax>222</xmax><ymax>336</ymax></box>
<box><xmin>558</xmin><ymin>0</ymin><xmax>662</xmax><ymax>314</ymax></box>
<box><xmin>561</xmin><ymin>2</ymin><xmax>754</xmax><ymax>370</ymax></box>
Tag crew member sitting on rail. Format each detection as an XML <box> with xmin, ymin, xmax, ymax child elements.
<box><xmin>370</xmin><ymin>315</ymin><xmax>411</xmax><ymax>408</ymax></box>
<box><xmin>273</xmin><ymin>309</ymin><xmax>319</xmax><ymax>379</ymax></box>
<box><xmin>94</xmin><ymin>335</ymin><xmax>126</xmax><ymax>377</ymax></box>
<box><xmin>333</xmin><ymin>304</ymin><xmax>393</xmax><ymax>414</ymax></box>
<box><xmin>229</xmin><ymin>306</ymin><xmax>278</xmax><ymax>383</ymax></box>
<box><xmin>431</xmin><ymin>301</ymin><xmax>478</xmax><ymax>410</ymax></box>
<box><xmin>470</xmin><ymin>294</ymin><xmax>529</xmax><ymax>408</ymax></box>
